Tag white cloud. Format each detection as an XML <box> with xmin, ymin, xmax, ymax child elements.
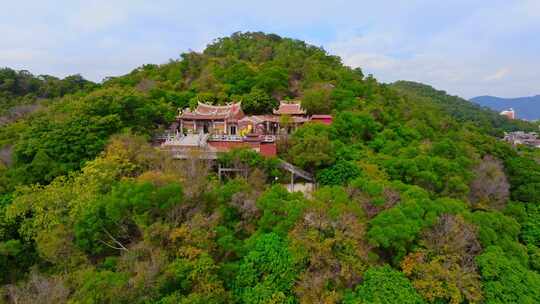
<box><xmin>326</xmin><ymin>1</ymin><xmax>540</xmax><ymax>98</ymax></box>
<box><xmin>0</xmin><ymin>0</ymin><xmax>538</xmax><ymax>98</ymax></box>
<box><xmin>484</xmin><ymin>68</ymin><xmax>510</xmax><ymax>81</ymax></box>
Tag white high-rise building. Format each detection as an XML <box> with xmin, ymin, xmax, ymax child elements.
<box><xmin>500</xmin><ymin>108</ymin><xmax>515</xmax><ymax>119</ymax></box>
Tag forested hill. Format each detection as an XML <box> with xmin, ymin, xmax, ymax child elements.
<box><xmin>471</xmin><ymin>95</ymin><xmax>540</xmax><ymax>121</ymax></box>
<box><xmin>0</xmin><ymin>68</ymin><xmax>97</xmax><ymax>125</ymax></box>
<box><xmin>1</xmin><ymin>32</ymin><xmax>540</xmax><ymax>304</ymax></box>
<box><xmin>391</xmin><ymin>81</ymin><xmax>539</xmax><ymax>135</ymax></box>
<box><xmin>0</xmin><ymin>68</ymin><xmax>96</xmax><ymax>109</ymax></box>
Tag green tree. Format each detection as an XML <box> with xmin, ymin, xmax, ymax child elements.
<box><xmin>301</xmin><ymin>87</ymin><xmax>332</xmax><ymax>114</ymax></box>
<box><xmin>477</xmin><ymin>246</ymin><xmax>540</xmax><ymax>303</ymax></box>
<box><xmin>253</xmin><ymin>66</ymin><xmax>289</xmax><ymax>96</ymax></box>
<box><xmin>74</xmin><ymin>181</ymin><xmax>183</xmax><ymax>255</ymax></box>
<box><xmin>317</xmin><ymin>160</ymin><xmax>362</xmax><ymax>186</ymax></box>
<box><xmin>69</xmin><ymin>269</ymin><xmax>130</xmax><ymax>304</ymax></box>
<box><xmin>290</xmin><ymin>186</ymin><xmax>368</xmax><ymax>303</ymax></box>
<box><xmin>288</xmin><ymin>123</ymin><xmax>335</xmax><ymax>171</ymax></box>
<box><xmin>332</xmin><ymin>111</ymin><xmax>381</xmax><ymax>143</ymax></box>
<box><xmin>239</xmin><ymin>88</ymin><xmax>278</xmax><ymax>114</ymax></box>
<box><xmin>469</xmin><ymin>210</ymin><xmax>528</xmax><ymax>264</ymax></box>
<box><xmin>343</xmin><ymin>265</ymin><xmax>425</xmax><ymax>304</ymax></box>
<box><xmin>157</xmin><ymin>253</ymin><xmax>229</xmax><ymax>304</ymax></box>
<box><xmin>233</xmin><ymin>233</ymin><xmax>298</xmax><ymax>304</ymax></box>
<box><xmin>522</xmin><ymin>203</ymin><xmax>540</xmax><ymax>247</ymax></box>
<box><xmin>368</xmin><ymin>185</ymin><xmax>467</xmax><ymax>261</ymax></box>
<box><xmin>256</xmin><ymin>185</ymin><xmax>307</xmax><ymax>237</ymax></box>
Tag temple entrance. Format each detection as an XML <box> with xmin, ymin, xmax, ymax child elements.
<box><xmin>270</xmin><ymin>123</ymin><xmax>279</xmax><ymax>135</ymax></box>
<box><xmin>229</xmin><ymin>125</ymin><xmax>237</xmax><ymax>135</ymax></box>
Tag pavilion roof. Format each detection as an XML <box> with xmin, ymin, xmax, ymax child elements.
<box><xmin>311</xmin><ymin>114</ymin><xmax>332</xmax><ymax>119</ymax></box>
<box><xmin>179</xmin><ymin>102</ymin><xmax>243</xmax><ymax>120</ymax></box>
<box><xmin>240</xmin><ymin>115</ymin><xmax>308</xmax><ymax>124</ymax></box>
<box><xmin>273</xmin><ymin>101</ymin><xmax>306</xmax><ymax>115</ymax></box>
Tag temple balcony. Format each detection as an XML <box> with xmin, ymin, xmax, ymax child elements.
<box><xmin>209</xmin><ymin>134</ymin><xmax>244</xmax><ymax>141</ymax></box>
<box><xmin>209</xmin><ymin>134</ymin><xmax>276</xmax><ymax>143</ymax></box>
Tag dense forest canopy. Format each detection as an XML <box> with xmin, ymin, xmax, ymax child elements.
<box><xmin>0</xmin><ymin>68</ymin><xmax>95</xmax><ymax>99</ymax></box>
<box><xmin>0</xmin><ymin>32</ymin><xmax>539</xmax><ymax>304</ymax></box>
<box><xmin>0</xmin><ymin>68</ymin><xmax>96</xmax><ymax>118</ymax></box>
<box><xmin>391</xmin><ymin>81</ymin><xmax>539</xmax><ymax>136</ymax></box>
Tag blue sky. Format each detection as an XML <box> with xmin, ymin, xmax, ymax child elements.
<box><xmin>1</xmin><ymin>0</ymin><xmax>539</xmax><ymax>98</ymax></box>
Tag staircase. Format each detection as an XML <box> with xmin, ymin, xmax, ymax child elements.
<box><xmin>278</xmin><ymin>160</ymin><xmax>314</xmax><ymax>182</ymax></box>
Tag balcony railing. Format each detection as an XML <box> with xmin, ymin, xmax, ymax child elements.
<box><xmin>209</xmin><ymin>134</ymin><xmax>276</xmax><ymax>142</ymax></box>
<box><xmin>158</xmin><ymin>132</ymin><xmax>277</xmax><ymax>146</ymax></box>
<box><xmin>262</xmin><ymin>135</ymin><xmax>276</xmax><ymax>142</ymax></box>
<box><xmin>209</xmin><ymin>134</ymin><xmax>243</xmax><ymax>141</ymax></box>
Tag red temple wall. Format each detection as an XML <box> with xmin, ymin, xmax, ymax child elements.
<box><xmin>260</xmin><ymin>143</ymin><xmax>277</xmax><ymax>157</ymax></box>
<box><xmin>208</xmin><ymin>141</ymin><xmax>277</xmax><ymax>157</ymax></box>
<box><xmin>311</xmin><ymin>117</ymin><xmax>333</xmax><ymax>125</ymax></box>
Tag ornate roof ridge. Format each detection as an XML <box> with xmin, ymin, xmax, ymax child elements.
<box><xmin>273</xmin><ymin>100</ymin><xmax>306</xmax><ymax>115</ymax></box>
<box><xmin>196</xmin><ymin>101</ymin><xmax>242</xmax><ymax>109</ymax></box>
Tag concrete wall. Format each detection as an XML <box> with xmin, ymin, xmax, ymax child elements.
<box><xmin>207</xmin><ymin>141</ymin><xmax>277</xmax><ymax>157</ymax></box>
<box><xmin>285</xmin><ymin>182</ymin><xmax>315</xmax><ymax>198</ymax></box>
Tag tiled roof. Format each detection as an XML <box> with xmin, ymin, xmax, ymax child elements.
<box><xmin>273</xmin><ymin>101</ymin><xmax>306</xmax><ymax>115</ymax></box>
<box><xmin>239</xmin><ymin>115</ymin><xmax>266</xmax><ymax>125</ymax></box>
<box><xmin>240</xmin><ymin>115</ymin><xmax>309</xmax><ymax>124</ymax></box>
<box><xmin>180</xmin><ymin>102</ymin><xmax>243</xmax><ymax>120</ymax></box>
<box><xmin>310</xmin><ymin>114</ymin><xmax>333</xmax><ymax>125</ymax></box>
<box><xmin>240</xmin><ymin>115</ymin><xmax>280</xmax><ymax>124</ymax></box>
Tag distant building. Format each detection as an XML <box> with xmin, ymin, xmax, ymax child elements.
<box><xmin>500</xmin><ymin>108</ymin><xmax>515</xmax><ymax>120</ymax></box>
<box><xmin>503</xmin><ymin>131</ymin><xmax>540</xmax><ymax>148</ymax></box>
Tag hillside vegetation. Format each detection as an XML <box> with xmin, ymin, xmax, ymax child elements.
<box><xmin>391</xmin><ymin>81</ymin><xmax>538</xmax><ymax>135</ymax></box>
<box><xmin>0</xmin><ymin>68</ymin><xmax>96</xmax><ymax>117</ymax></box>
<box><xmin>0</xmin><ymin>32</ymin><xmax>539</xmax><ymax>304</ymax></box>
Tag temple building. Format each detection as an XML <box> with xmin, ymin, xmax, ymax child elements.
<box><xmin>178</xmin><ymin>100</ymin><xmax>316</xmax><ymax>136</ymax></box>
<box><xmin>165</xmin><ymin>100</ymin><xmax>332</xmax><ymax>158</ymax></box>
<box><xmin>179</xmin><ymin>102</ymin><xmax>244</xmax><ymax>135</ymax></box>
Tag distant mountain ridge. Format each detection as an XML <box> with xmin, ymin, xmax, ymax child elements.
<box><xmin>391</xmin><ymin>81</ymin><xmax>538</xmax><ymax>134</ymax></box>
<box><xmin>470</xmin><ymin>95</ymin><xmax>540</xmax><ymax>121</ymax></box>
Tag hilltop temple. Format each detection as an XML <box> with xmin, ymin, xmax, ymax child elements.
<box><xmin>178</xmin><ymin>100</ymin><xmax>331</xmax><ymax>136</ymax></box>
<box><xmin>161</xmin><ymin>100</ymin><xmax>332</xmax><ymax>158</ymax></box>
